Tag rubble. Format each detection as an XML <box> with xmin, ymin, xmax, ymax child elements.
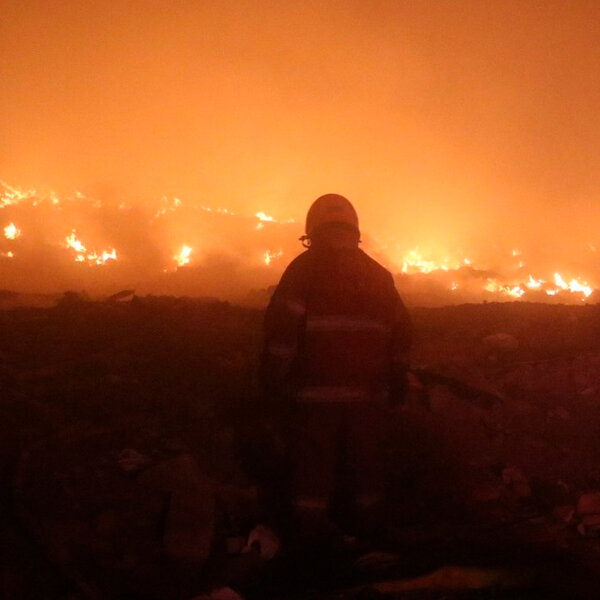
<box><xmin>577</xmin><ymin>493</ymin><xmax>600</xmax><ymax>537</ymax></box>
<box><xmin>106</xmin><ymin>289</ymin><xmax>135</xmax><ymax>303</ymax></box>
<box><xmin>4</xmin><ymin>299</ymin><xmax>600</xmax><ymax>597</ymax></box>
<box><xmin>482</xmin><ymin>332</ymin><xmax>520</xmax><ymax>354</ymax></box>
<box><xmin>138</xmin><ymin>454</ymin><xmax>217</xmax><ymax>562</ymax></box>
<box><xmin>243</xmin><ymin>524</ymin><xmax>280</xmax><ymax>560</ymax></box>
<box><xmin>117</xmin><ymin>448</ymin><xmax>150</xmax><ymax>473</ymax></box>
<box><xmin>502</xmin><ymin>465</ymin><xmax>532</xmax><ymax>500</ymax></box>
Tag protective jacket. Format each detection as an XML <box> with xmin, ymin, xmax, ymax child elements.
<box><xmin>261</xmin><ymin>231</ymin><xmax>411</xmax><ymax>404</ymax></box>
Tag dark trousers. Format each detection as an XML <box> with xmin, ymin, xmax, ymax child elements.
<box><xmin>290</xmin><ymin>400</ymin><xmax>392</xmax><ymax>535</ymax></box>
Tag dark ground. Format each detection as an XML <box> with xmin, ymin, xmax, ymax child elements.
<box><xmin>3</xmin><ymin>296</ymin><xmax>600</xmax><ymax>599</ymax></box>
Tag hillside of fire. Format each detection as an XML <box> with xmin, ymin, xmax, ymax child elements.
<box><xmin>1</xmin><ymin>181</ymin><xmax>597</xmax><ymax>307</ymax></box>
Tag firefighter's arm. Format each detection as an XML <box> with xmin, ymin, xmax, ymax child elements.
<box><xmin>260</xmin><ymin>260</ymin><xmax>308</xmax><ymax>399</ymax></box>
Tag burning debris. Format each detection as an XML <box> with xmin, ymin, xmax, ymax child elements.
<box><xmin>1</xmin><ymin>180</ymin><xmax>599</xmax><ymax>304</ymax></box>
<box><xmin>64</xmin><ymin>230</ymin><xmax>118</xmax><ymax>266</ymax></box>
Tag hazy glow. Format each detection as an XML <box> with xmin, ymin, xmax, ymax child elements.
<box><xmin>0</xmin><ymin>182</ymin><xmax>596</xmax><ymax>302</ymax></box>
<box><xmin>1</xmin><ymin>2</ymin><xmax>600</xmax><ymax>301</ymax></box>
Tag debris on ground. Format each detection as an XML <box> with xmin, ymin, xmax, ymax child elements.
<box><xmin>4</xmin><ymin>299</ymin><xmax>600</xmax><ymax>597</ymax></box>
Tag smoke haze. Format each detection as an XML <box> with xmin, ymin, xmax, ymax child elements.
<box><xmin>2</xmin><ymin>1</ymin><xmax>600</xmax><ymax>299</ymax></box>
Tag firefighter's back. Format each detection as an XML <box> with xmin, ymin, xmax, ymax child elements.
<box><xmin>297</xmin><ymin>245</ymin><xmax>398</xmax><ymax>401</ymax></box>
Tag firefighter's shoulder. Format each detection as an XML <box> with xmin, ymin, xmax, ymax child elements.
<box><xmin>358</xmin><ymin>248</ymin><xmax>395</xmax><ymax>284</ymax></box>
<box><xmin>278</xmin><ymin>249</ymin><xmax>314</xmax><ymax>281</ymax></box>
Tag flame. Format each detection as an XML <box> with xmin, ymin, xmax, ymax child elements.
<box><xmin>526</xmin><ymin>274</ymin><xmax>544</xmax><ymax>289</ymax></box>
<box><xmin>553</xmin><ymin>272</ymin><xmax>593</xmax><ymax>297</ymax></box>
<box><xmin>484</xmin><ymin>280</ymin><xmax>525</xmax><ymax>298</ymax></box>
<box><xmin>397</xmin><ymin>245</ymin><xmax>596</xmax><ymax>301</ymax></box>
<box><xmin>153</xmin><ymin>196</ymin><xmax>183</xmax><ymax>221</ymax></box>
<box><xmin>174</xmin><ymin>245</ymin><xmax>192</xmax><ymax>267</ymax></box>
<box><xmin>204</xmin><ymin>206</ymin><xmax>235</xmax><ymax>215</ymax></box>
<box><xmin>263</xmin><ymin>250</ymin><xmax>283</xmax><ymax>266</ymax></box>
<box><xmin>1</xmin><ymin>251</ymin><xmax>14</xmax><ymax>259</ymax></box>
<box><xmin>256</xmin><ymin>212</ymin><xmax>276</xmax><ymax>223</ymax></box>
<box><xmin>255</xmin><ymin>211</ymin><xmax>295</xmax><ymax>230</ymax></box>
<box><xmin>65</xmin><ymin>230</ymin><xmax>87</xmax><ymax>254</ymax></box>
<box><xmin>401</xmin><ymin>248</ymin><xmax>464</xmax><ymax>274</ymax></box>
<box><xmin>0</xmin><ymin>181</ymin><xmax>36</xmax><ymax>208</ymax></box>
<box><xmin>506</xmin><ymin>285</ymin><xmax>525</xmax><ymax>298</ymax></box>
<box><xmin>64</xmin><ymin>230</ymin><xmax>117</xmax><ymax>265</ymax></box>
<box><xmin>4</xmin><ymin>222</ymin><xmax>22</xmax><ymax>240</ymax></box>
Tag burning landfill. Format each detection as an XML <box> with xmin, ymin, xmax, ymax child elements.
<box><xmin>6</xmin><ymin>178</ymin><xmax>600</xmax><ymax>600</ymax></box>
<box><xmin>0</xmin><ymin>180</ymin><xmax>597</xmax><ymax>306</ymax></box>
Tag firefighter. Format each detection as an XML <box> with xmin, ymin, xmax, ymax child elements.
<box><xmin>261</xmin><ymin>193</ymin><xmax>411</xmax><ymax>538</ymax></box>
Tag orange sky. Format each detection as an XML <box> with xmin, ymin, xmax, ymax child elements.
<box><xmin>2</xmin><ymin>0</ymin><xmax>600</xmax><ymax>258</ymax></box>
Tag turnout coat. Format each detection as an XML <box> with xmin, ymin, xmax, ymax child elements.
<box><xmin>261</xmin><ymin>242</ymin><xmax>411</xmax><ymax>405</ymax></box>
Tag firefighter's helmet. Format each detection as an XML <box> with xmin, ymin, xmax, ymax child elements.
<box><xmin>305</xmin><ymin>194</ymin><xmax>359</xmax><ymax>237</ymax></box>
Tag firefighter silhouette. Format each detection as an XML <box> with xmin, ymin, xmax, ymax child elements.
<box><xmin>261</xmin><ymin>194</ymin><xmax>411</xmax><ymax>537</ymax></box>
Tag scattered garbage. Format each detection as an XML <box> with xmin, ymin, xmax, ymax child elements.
<box><xmin>482</xmin><ymin>332</ymin><xmax>519</xmax><ymax>354</ymax></box>
<box><xmin>243</xmin><ymin>524</ymin><xmax>280</xmax><ymax>560</ymax></box>
<box><xmin>7</xmin><ymin>300</ymin><xmax>600</xmax><ymax>597</ymax></box>
<box><xmin>106</xmin><ymin>289</ymin><xmax>135</xmax><ymax>303</ymax></box>
<box><xmin>191</xmin><ymin>586</ymin><xmax>245</xmax><ymax>600</ymax></box>
<box><xmin>552</xmin><ymin>505</ymin><xmax>575</xmax><ymax>525</ymax></box>
<box><xmin>117</xmin><ymin>448</ymin><xmax>150</xmax><ymax>472</ymax></box>
<box><xmin>502</xmin><ymin>465</ymin><xmax>532</xmax><ymax>500</ymax></box>
<box><xmin>577</xmin><ymin>493</ymin><xmax>600</xmax><ymax>537</ymax></box>
<box><xmin>358</xmin><ymin>565</ymin><xmax>530</xmax><ymax>593</ymax></box>
<box><xmin>138</xmin><ymin>454</ymin><xmax>216</xmax><ymax>562</ymax></box>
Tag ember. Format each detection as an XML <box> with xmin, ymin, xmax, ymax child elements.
<box><xmin>4</xmin><ymin>222</ymin><xmax>21</xmax><ymax>240</ymax></box>
<box><xmin>263</xmin><ymin>249</ymin><xmax>283</xmax><ymax>266</ymax></box>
